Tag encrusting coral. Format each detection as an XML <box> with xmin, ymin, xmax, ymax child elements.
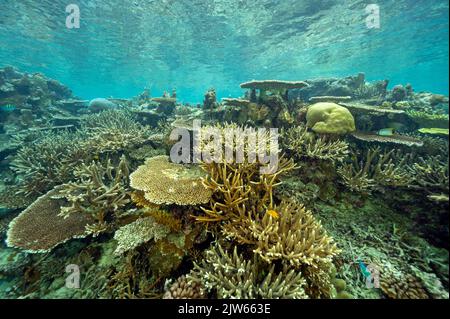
<box><xmin>6</xmin><ymin>186</ymin><xmax>95</xmax><ymax>253</ymax></box>
<box><xmin>187</xmin><ymin>244</ymin><xmax>308</xmax><ymax>299</ymax></box>
<box><xmin>57</xmin><ymin>155</ymin><xmax>131</xmax><ymax>236</ymax></box>
<box><xmin>130</xmin><ymin>155</ymin><xmax>212</xmax><ymax>206</ymax></box>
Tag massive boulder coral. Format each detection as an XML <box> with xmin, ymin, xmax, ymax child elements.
<box><xmin>6</xmin><ymin>186</ymin><xmax>94</xmax><ymax>253</ymax></box>
<box><xmin>306</xmin><ymin>102</ymin><xmax>355</xmax><ymax>135</ymax></box>
<box><xmin>130</xmin><ymin>155</ymin><xmax>212</xmax><ymax>206</ymax></box>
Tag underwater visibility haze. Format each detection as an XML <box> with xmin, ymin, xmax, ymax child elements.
<box><xmin>0</xmin><ymin>0</ymin><xmax>449</xmax><ymax>300</ymax></box>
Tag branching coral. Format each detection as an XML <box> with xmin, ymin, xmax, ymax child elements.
<box><xmin>10</xmin><ymin>130</ymin><xmax>90</xmax><ymax>197</ymax></box>
<box><xmin>6</xmin><ymin>186</ymin><xmax>94</xmax><ymax>253</ymax></box>
<box><xmin>187</xmin><ymin>244</ymin><xmax>308</xmax><ymax>299</ymax></box>
<box><xmin>407</xmin><ymin>155</ymin><xmax>449</xmax><ymax>193</ymax></box>
<box><xmin>222</xmin><ymin>201</ymin><xmax>340</xmax><ymax>269</ymax></box>
<box><xmin>58</xmin><ymin>155</ymin><xmax>131</xmax><ymax>236</ymax></box>
<box><xmin>282</xmin><ymin>125</ymin><xmax>349</xmax><ymax>164</ymax></box>
<box><xmin>194</xmin><ymin>123</ymin><xmax>295</xmax><ymax>223</ymax></box>
<box><xmin>337</xmin><ymin>147</ymin><xmax>412</xmax><ymax>193</ymax></box>
<box><xmin>9</xmin><ymin>109</ymin><xmax>157</xmax><ymax>198</ymax></box>
<box><xmin>80</xmin><ymin>109</ymin><xmax>154</xmax><ymax>153</ymax></box>
<box><xmin>130</xmin><ymin>155</ymin><xmax>212</xmax><ymax>206</ymax></box>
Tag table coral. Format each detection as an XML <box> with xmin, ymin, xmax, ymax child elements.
<box><xmin>130</xmin><ymin>155</ymin><xmax>212</xmax><ymax>206</ymax></box>
<box><xmin>6</xmin><ymin>186</ymin><xmax>94</xmax><ymax>253</ymax></box>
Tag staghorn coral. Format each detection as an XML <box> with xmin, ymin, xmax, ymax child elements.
<box><xmin>113</xmin><ymin>216</ymin><xmax>171</xmax><ymax>255</ymax></box>
<box><xmin>10</xmin><ymin>129</ymin><xmax>90</xmax><ymax>197</ymax></box>
<box><xmin>163</xmin><ymin>275</ymin><xmax>206</xmax><ymax>299</ymax></box>
<box><xmin>6</xmin><ymin>186</ymin><xmax>94</xmax><ymax>253</ymax></box>
<box><xmin>57</xmin><ymin>155</ymin><xmax>131</xmax><ymax>236</ymax></box>
<box><xmin>194</xmin><ymin>122</ymin><xmax>295</xmax><ymax>223</ymax></box>
<box><xmin>407</xmin><ymin>155</ymin><xmax>449</xmax><ymax>193</ymax></box>
<box><xmin>222</xmin><ymin>201</ymin><xmax>340</xmax><ymax>269</ymax></box>
<box><xmin>282</xmin><ymin>125</ymin><xmax>349</xmax><ymax>164</ymax></box>
<box><xmin>337</xmin><ymin>146</ymin><xmax>412</xmax><ymax>193</ymax></box>
<box><xmin>130</xmin><ymin>155</ymin><xmax>212</xmax><ymax>206</ymax></box>
<box><xmin>188</xmin><ymin>244</ymin><xmax>308</xmax><ymax>299</ymax></box>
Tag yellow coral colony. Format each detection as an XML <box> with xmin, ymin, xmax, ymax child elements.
<box><xmin>129</xmin><ymin>155</ymin><xmax>212</xmax><ymax>205</ymax></box>
<box><xmin>306</xmin><ymin>102</ymin><xmax>356</xmax><ymax>135</ymax></box>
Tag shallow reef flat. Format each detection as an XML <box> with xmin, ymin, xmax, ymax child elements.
<box><xmin>0</xmin><ymin>67</ymin><xmax>448</xmax><ymax>299</ymax></box>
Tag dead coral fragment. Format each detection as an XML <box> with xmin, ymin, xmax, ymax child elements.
<box><xmin>130</xmin><ymin>155</ymin><xmax>212</xmax><ymax>206</ymax></box>
<box><xmin>6</xmin><ymin>186</ymin><xmax>94</xmax><ymax>253</ymax></box>
<box><xmin>188</xmin><ymin>244</ymin><xmax>308</xmax><ymax>299</ymax></box>
<box><xmin>113</xmin><ymin>216</ymin><xmax>170</xmax><ymax>255</ymax></box>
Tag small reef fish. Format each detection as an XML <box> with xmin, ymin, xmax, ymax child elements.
<box><xmin>357</xmin><ymin>260</ymin><xmax>371</xmax><ymax>278</ymax></box>
<box><xmin>376</xmin><ymin>128</ymin><xmax>395</xmax><ymax>136</ymax></box>
<box><xmin>0</xmin><ymin>104</ymin><xmax>16</xmax><ymax>112</ymax></box>
<box><xmin>266</xmin><ymin>209</ymin><xmax>280</xmax><ymax>219</ymax></box>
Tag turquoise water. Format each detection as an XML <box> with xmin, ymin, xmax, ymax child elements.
<box><xmin>0</xmin><ymin>0</ymin><xmax>448</xmax><ymax>103</ymax></box>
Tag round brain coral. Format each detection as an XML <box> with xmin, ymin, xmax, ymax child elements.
<box><xmin>306</xmin><ymin>102</ymin><xmax>355</xmax><ymax>135</ymax></box>
<box><xmin>130</xmin><ymin>155</ymin><xmax>212</xmax><ymax>206</ymax></box>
